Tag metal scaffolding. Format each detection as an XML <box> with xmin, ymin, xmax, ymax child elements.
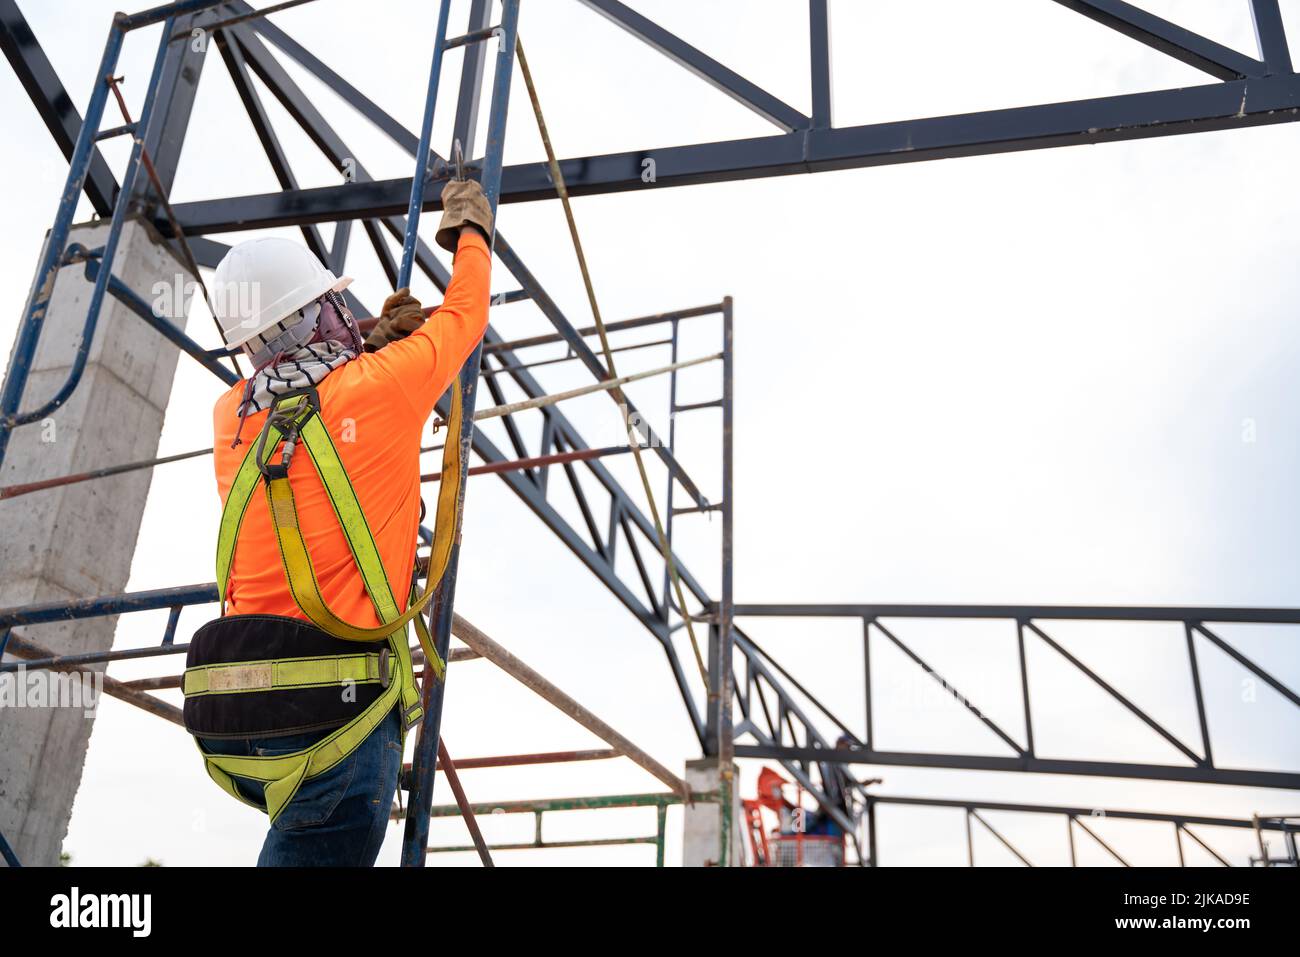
<box><xmin>2</xmin><ymin>0</ymin><xmax>1299</xmax><ymax>866</ymax></box>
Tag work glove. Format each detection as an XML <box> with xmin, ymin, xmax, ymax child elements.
<box><xmin>363</xmin><ymin>287</ymin><xmax>425</xmax><ymax>352</ymax></box>
<box><xmin>435</xmin><ymin>179</ymin><xmax>494</xmax><ymax>253</ymax></box>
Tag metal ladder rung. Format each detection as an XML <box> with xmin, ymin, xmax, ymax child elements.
<box><xmin>672</xmin><ymin>502</ymin><xmax>722</xmax><ymax>516</ymax></box>
<box><xmin>443</xmin><ymin>25</ymin><xmax>501</xmax><ymax>50</ymax></box>
<box><xmin>673</xmin><ymin>399</ymin><xmax>723</xmax><ymax>413</ymax></box>
<box><xmin>95</xmin><ymin>122</ymin><xmax>136</xmax><ymax>141</ymax></box>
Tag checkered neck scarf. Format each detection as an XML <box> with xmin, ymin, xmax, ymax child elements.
<box><xmin>229</xmin><ymin>340</ymin><xmax>356</xmax><ymax>448</ymax></box>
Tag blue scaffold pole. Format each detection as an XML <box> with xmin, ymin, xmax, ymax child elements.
<box><xmin>400</xmin><ymin>0</ymin><xmax>520</xmax><ymax>868</ymax></box>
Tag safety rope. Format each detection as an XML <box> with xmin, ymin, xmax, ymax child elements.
<box><xmin>515</xmin><ymin>38</ymin><xmax>710</xmax><ymax>688</ymax></box>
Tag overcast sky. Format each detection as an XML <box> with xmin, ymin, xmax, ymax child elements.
<box><xmin>3</xmin><ymin>0</ymin><xmax>1300</xmax><ymax>866</ymax></box>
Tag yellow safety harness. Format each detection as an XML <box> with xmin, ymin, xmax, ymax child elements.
<box><xmin>185</xmin><ymin>381</ymin><xmax>463</xmax><ymax>823</ymax></box>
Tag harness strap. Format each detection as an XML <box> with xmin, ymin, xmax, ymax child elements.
<box><xmin>199</xmin><ymin>379</ymin><xmax>469</xmax><ymax>821</ymax></box>
<box><xmin>198</xmin><ymin>670</ymin><xmax>405</xmax><ymax>822</ymax></box>
<box><xmin>412</xmin><ymin>582</ymin><xmax>445</xmax><ymax>684</ymax></box>
<box><xmin>183</xmin><ymin>652</ymin><xmax>387</xmax><ymax>696</ymax></box>
<box><xmin>268</xmin><ymin>387</ymin><xmax>461</xmax><ymax>642</ymax></box>
<box><xmin>218</xmin><ymin>384</ymin><xmax>464</xmax><ymax>644</ymax></box>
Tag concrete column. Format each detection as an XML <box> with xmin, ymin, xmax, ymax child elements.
<box><xmin>682</xmin><ymin>757</ymin><xmax>745</xmax><ymax>867</ymax></box>
<box><xmin>0</xmin><ymin>218</ymin><xmax>193</xmax><ymax>866</ymax></box>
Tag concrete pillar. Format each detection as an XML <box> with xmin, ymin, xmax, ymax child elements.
<box><xmin>0</xmin><ymin>217</ymin><xmax>193</xmax><ymax>866</ymax></box>
<box><xmin>682</xmin><ymin>757</ymin><xmax>746</xmax><ymax>867</ymax></box>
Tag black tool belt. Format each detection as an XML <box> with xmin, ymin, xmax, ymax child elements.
<box><xmin>182</xmin><ymin>614</ymin><xmax>389</xmax><ymax>739</ymax></box>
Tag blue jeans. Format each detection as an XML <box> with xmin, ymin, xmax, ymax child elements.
<box><xmin>200</xmin><ymin>706</ymin><xmax>403</xmax><ymax>866</ymax></box>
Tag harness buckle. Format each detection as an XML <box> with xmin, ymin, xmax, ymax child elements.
<box><xmin>402</xmin><ymin>703</ymin><xmax>424</xmax><ymax>730</ymax></box>
<box><xmin>254</xmin><ymin>387</ymin><xmax>321</xmax><ymax>481</ymax></box>
<box><xmin>377</xmin><ymin>648</ymin><xmax>391</xmax><ymax>689</ymax></box>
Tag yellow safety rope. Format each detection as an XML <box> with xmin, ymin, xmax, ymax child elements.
<box><xmin>515</xmin><ymin>38</ymin><xmax>710</xmax><ymax>688</ymax></box>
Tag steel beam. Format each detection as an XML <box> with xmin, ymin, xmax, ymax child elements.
<box><xmin>245</xmin><ymin>6</ymin><xmax>421</xmax><ymax>154</ymax></box>
<box><xmin>0</xmin><ymin>0</ymin><xmax>118</xmax><ymax>216</ymax></box>
<box><xmin>731</xmin><ymin>603</ymin><xmax>1300</xmax><ymax>623</ymax></box>
<box><xmin>213</xmin><ymin>26</ymin><xmax>331</xmax><ymax>264</ymax></box>
<box><xmin>575</xmin><ymin>0</ymin><xmax>809</xmax><ymax>132</ymax></box>
<box><xmin>730</xmin><ymin>603</ymin><xmax>1300</xmax><ymax>791</ymax></box>
<box><xmin>736</xmin><ymin>744</ymin><xmax>1300</xmax><ymax>791</ymax></box>
<box><xmin>1250</xmin><ymin>0</ymin><xmax>1293</xmax><ymax>75</ymax></box>
<box><xmin>808</xmin><ymin>0</ymin><xmax>832</xmax><ymax>128</ymax></box>
<box><xmin>164</xmin><ymin>74</ymin><xmax>1300</xmax><ymax>234</ymax></box>
<box><xmin>871</xmin><ymin>794</ymin><xmax>1285</xmax><ymax>831</ymax></box>
<box><xmin>1050</xmin><ymin>0</ymin><xmax>1266</xmax><ymax>80</ymax></box>
<box><xmin>131</xmin><ymin>8</ymin><xmax>211</xmax><ymax>200</ymax></box>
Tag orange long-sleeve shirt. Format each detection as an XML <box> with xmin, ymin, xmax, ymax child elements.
<box><xmin>213</xmin><ymin>230</ymin><xmax>490</xmax><ymax>627</ymax></box>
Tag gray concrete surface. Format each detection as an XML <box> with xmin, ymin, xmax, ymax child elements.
<box><xmin>0</xmin><ymin>217</ymin><xmax>194</xmax><ymax>866</ymax></box>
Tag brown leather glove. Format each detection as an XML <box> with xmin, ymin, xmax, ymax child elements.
<box><xmin>363</xmin><ymin>287</ymin><xmax>425</xmax><ymax>352</ymax></box>
<box><xmin>435</xmin><ymin>179</ymin><xmax>494</xmax><ymax>253</ymax></box>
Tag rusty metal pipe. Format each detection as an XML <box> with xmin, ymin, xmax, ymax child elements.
<box><xmin>437</xmin><ymin>739</ymin><xmax>493</xmax><ymax>867</ymax></box>
<box><xmin>421</xmin><ymin>445</ymin><xmax>629</xmax><ymax>483</ymax></box>
<box><xmin>480</xmin><ymin>338</ymin><xmax>672</xmax><ymax>377</ymax></box>
<box><xmin>428</xmin><ymin>836</ymin><xmax>657</xmax><ymax>854</ymax></box>
<box><xmin>484</xmin><ymin>303</ymin><xmax>722</xmax><ymax>353</ymax></box>
<box><xmin>403</xmin><ymin>747</ymin><xmax>619</xmax><ymax>774</ymax></box>
<box><xmin>451</xmin><ymin>613</ymin><xmax>690</xmax><ymax>799</ymax></box>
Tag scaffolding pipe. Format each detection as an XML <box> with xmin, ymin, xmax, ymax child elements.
<box><xmin>436</xmin><ymin>739</ymin><xmax>494</xmax><ymax>867</ymax></box>
<box><xmin>482</xmin><ymin>303</ymin><xmax>722</xmax><ymax>353</ymax></box>
<box><xmin>420</xmin><ymin>445</ymin><xmax>630</xmax><ymax>483</ymax></box>
<box><xmin>3</xmin><ymin>632</ymin><xmax>182</xmax><ymax>725</ymax></box>
<box><xmin>443</xmin><ymin>352</ymin><xmax>721</xmax><ymax>426</ymax></box>
<box><xmin>427</xmin><ymin>748</ymin><xmax>619</xmax><ymax>771</ymax></box>
<box><xmin>417</xmin><ymin>790</ymin><xmax>695</xmax><ymax>817</ymax></box>
<box><xmin>451</xmin><ymin>613</ymin><xmax>689</xmax><ymax>799</ymax></box>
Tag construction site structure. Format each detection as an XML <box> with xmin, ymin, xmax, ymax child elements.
<box><xmin>2</xmin><ymin>0</ymin><xmax>1300</xmax><ymax>866</ymax></box>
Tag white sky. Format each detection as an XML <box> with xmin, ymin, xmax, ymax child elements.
<box><xmin>2</xmin><ymin>0</ymin><xmax>1300</xmax><ymax>866</ymax></box>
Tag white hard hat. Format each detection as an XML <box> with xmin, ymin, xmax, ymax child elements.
<box><xmin>212</xmin><ymin>237</ymin><xmax>352</xmax><ymax>348</ymax></box>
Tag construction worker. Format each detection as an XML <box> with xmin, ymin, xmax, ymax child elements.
<box><xmin>180</xmin><ymin>179</ymin><xmax>493</xmax><ymax>867</ymax></box>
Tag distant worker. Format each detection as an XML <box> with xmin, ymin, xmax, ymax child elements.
<box><xmin>806</xmin><ymin>733</ymin><xmax>858</xmax><ymax>837</ymax></box>
<box><xmin>180</xmin><ymin>179</ymin><xmax>494</xmax><ymax>866</ymax></box>
<box><xmin>756</xmin><ymin>766</ymin><xmax>799</xmax><ymax>833</ymax></box>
